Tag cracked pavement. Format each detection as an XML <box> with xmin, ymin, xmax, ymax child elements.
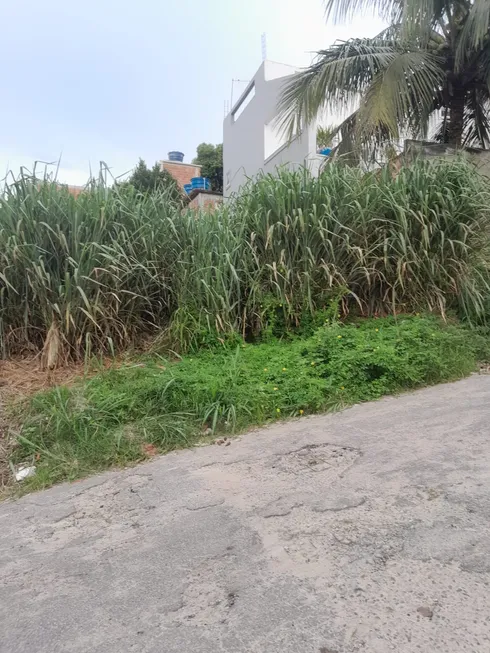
<box><xmin>1</xmin><ymin>375</ymin><xmax>490</xmax><ymax>652</ymax></box>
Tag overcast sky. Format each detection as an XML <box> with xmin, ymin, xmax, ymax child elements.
<box><xmin>1</xmin><ymin>0</ymin><xmax>382</xmax><ymax>185</ymax></box>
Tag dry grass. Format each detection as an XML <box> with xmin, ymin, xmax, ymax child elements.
<box><xmin>0</xmin><ymin>358</ymin><xmax>100</xmax><ymax>396</ymax></box>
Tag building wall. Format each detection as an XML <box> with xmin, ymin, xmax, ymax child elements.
<box><xmin>223</xmin><ymin>60</ymin><xmax>320</xmax><ymax>198</ymax></box>
<box><xmin>188</xmin><ymin>191</ymin><xmax>223</xmax><ymax>213</ymax></box>
<box><xmin>161</xmin><ymin>161</ymin><xmax>201</xmax><ymax>189</ymax></box>
<box><xmin>403</xmin><ymin>139</ymin><xmax>490</xmax><ymax>178</ymax></box>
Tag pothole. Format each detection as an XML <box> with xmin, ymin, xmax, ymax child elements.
<box><xmin>274</xmin><ymin>443</ymin><xmax>360</xmax><ymax>475</ymax></box>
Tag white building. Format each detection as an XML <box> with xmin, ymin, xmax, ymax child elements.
<box><xmin>223</xmin><ymin>61</ymin><xmax>454</xmax><ymax>195</ymax></box>
<box><xmin>223</xmin><ymin>60</ymin><xmax>323</xmax><ymax>198</ymax></box>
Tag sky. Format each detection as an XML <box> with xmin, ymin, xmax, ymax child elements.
<box><xmin>0</xmin><ymin>0</ymin><xmax>383</xmax><ymax>185</ymax></box>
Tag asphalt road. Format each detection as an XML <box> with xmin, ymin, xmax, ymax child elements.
<box><xmin>1</xmin><ymin>376</ymin><xmax>490</xmax><ymax>653</ymax></box>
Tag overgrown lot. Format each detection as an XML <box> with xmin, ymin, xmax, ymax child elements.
<box><xmin>12</xmin><ymin>315</ymin><xmax>487</xmax><ymax>492</ymax></box>
<box><xmin>3</xmin><ymin>159</ymin><xmax>490</xmax><ymax>493</ymax></box>
<box><xmin>1</xmin><ymin>159</ymin><xmax>489</xmax><ymax>361</ymax></box>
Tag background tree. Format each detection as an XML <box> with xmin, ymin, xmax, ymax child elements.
<box><xmin>193</xmin><ymin>143</ymin><xmax>223</xmax><ymax>192</ymax></box>
<box><xmin>279</xmin><ymin>0</ymin><xmax>490</xmax><ymax>159</ymax></box>
<box><xmin>124</xmin><ymin>159</ymin><xmax>183</xmax><ymax>202</ymax></box>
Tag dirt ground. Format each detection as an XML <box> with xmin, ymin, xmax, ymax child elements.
<box><xmin>1</xmin><ymin>375</ymin><xmax>489</xmax><ymax>652</ymax></box>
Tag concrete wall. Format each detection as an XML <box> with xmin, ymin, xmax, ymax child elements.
<box><xmin>403</xmin><ymin>140</ymin><xmax>490</xmax><ymax>178</ymax></box>
<box><xmin>188</xmin><ymin>190</ymin><xmax>223</xmax><ymax>212</ymax></box>
<box><xmin>223</xmin><ymin>60</ymin><xmax>320</xmax><ymax>198</ymax></box>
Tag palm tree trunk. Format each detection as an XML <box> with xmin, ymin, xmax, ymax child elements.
<box><xmin>446</xmin><ymin>86</ymin><xmax>465</xmax><ymax>147</ymax></box>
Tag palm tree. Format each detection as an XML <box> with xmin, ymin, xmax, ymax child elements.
<box><xmin>278</xmin><ymin>0</ymin><xmax>490</xmax><ymax>156</ymax></box>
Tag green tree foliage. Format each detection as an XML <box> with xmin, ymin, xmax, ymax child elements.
<box><xmin>193</xmin><ymin>143</ymin><xmax>223</xmax><ymax>192</ymax></box>
<box><xmin>279</xmin><ymin>0</ymin><xmax>490</xmax><ymax>158</ymax></box>
<box><xmin>124</xmin><ymin>158</ymin><xmax>183</xmax><ymax>201</ymax></box>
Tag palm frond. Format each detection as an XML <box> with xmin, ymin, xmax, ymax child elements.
<box><xmin>463</xmin><ymin>86</ymin><xmax>490</xmax><ymax>147</ymax></box>
<box><xmin>357</xmin><ymin>49</ymin><xmax>444</xmax><ymax>138</ymax></box>
<box><xmin>323</xmin><ymin>0</ymin><xmax>447</xmax><ymax>38</ymax></box>
<box><xmin>431</xmin><ymin>112</ymin><xmax>450</xmax><ymax>143</ymax></box>
<box><xmin>277</xmin><ymin>37</ymin><xmax>400</xmax><ymax>138</ymax></box>
<box><xmin>321</xmin><ymin>108</ymin><xmax>399</xmax><ymax>167</ymax></box>
<box><xmin>323</xmin><ymin>0</ymin><xmax>402</xmax><ymax>23</ymax></box>
<box><xmin>400</xmin><ymin>0</ymin><xmax>447</xmax><ymax>39</ymax></box>
<box><xmin>471</xmin><ymin>32</ymin><xmax>490</xmax><ymax>97</ymax></box>
<box><xmin>279</xmin><ymin>0</ymin><xmax>490</xmax><ymax>156</ymax></box>
<box><xmin>456</xmin><ymin>0</ymin><xmax>490</xmax><ymax>70</ymax></box>
<box><xmin>278</xmin><ymin>33</ymin><xmax>443</xmax><ymax>144</ymax></box>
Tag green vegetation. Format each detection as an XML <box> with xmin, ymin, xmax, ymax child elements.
<box><xmin>121</xmin><ymin>158</ymin><xmax>183</xmax><ymax>201</ymax></box>
<box><xmin>316</xmin><ymin>125</ymin><xmax>338</xmax><ymax>149</ymax></box>
<box><xmin>279</xmin><ymin>0</ymin><xmax>490</xmax><ymax>159</ymax></box>
<box><xmin>193</xmin><ymin>142</ymin><xmax>223</xmax><ymax>192</ymax></box>
<box><xmin>1</xmin><ymin>159</ymin><xmax>489</xmax><ymax>364</ymax></box>
<box><xmin>13</xmin><ymin>315</ymin><xmax>486</xmax><ymax>492</ymax></box>
<box><xmin>4</xmin><ymin>156</ymin><xmax>490</xmax><ymax>492</ymax></box>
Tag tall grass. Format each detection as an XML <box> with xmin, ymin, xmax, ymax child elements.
<box><xmin>0</xmin><ymin>175</ymin><xmax>178</xmax><ymax>359</ymax></box>
<box><xmin>1</xmin><ymin>159</ymin><xmax>489</xmax><ymax>361</ymax></box>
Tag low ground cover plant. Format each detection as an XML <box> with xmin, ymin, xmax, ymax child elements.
<box><xmin>12</xmin><ymin>315</ymin><xmax>486</xmax><ymax>492</ymax></box>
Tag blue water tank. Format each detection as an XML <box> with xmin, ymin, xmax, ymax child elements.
<box><xmin>184</xmin><ymin>183</ymin><xmax>193</xmax><ymax>195</ymax></box>
<box><xmin>168</xmin><ymin>151</ymin><xmax>184</xmax><ymax>162</ymax></box>
<box><xmin>191</xmin><ymin>177</ymin><xmax>211</xmax><ymax>190</ymax></box>
<box><xmin>319</xmin><ymin>147</ymin><xmax>332</xmax><ymax>156</ymax></box>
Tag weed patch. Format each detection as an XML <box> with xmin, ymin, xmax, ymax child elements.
<box><xmin>10</xmin><ymin>315</ymin><xmax>485</xmax><ymax>493</ymax></box>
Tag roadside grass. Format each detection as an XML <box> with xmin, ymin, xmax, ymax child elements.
<box><xmin>9</xmin><ymin>315</ymin><xmax>488</xmax><ymax>493</ymax></box>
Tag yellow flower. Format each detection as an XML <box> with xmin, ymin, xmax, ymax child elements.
<box><xmin>337</xmin><ymin>335</ymin><xmax>342</xmax><ymax>339</ymax></box>
<box><xmin>264</xmin><ymin>367</ymin><xmax>268</xmax><ymax>372</ymax></box>
<box><xmin>375</xmin><ymin>328</ymin><xmax>379</xmax><ymax>332</ymax></box>
<box><xmin>341</xmin><ymin>386</ymin><xmax>345</xmax><ymax>390</ymax></box>
<box><xmin>299</xmin><ymin>409</ymin><xmax>304</xmax><ymax>415</ymax></box>
<box><xmin>273</xmin><ymin>387</ymin><xmax>278</xmax><ymax>391</ymax></box>
<box><xmin>276</xmin><ymin>408</ymin><xmax>281</xmax><ymax>413</ymax></box>
<box><xmin>282</xmin><ymin>367</ymin><xmax>287</xmax><ymax>371</ymax></box>
<box><xmin>311</xmin><ymin>361</ymin><xmax>316</xmax><ymax>366</ymax></box>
